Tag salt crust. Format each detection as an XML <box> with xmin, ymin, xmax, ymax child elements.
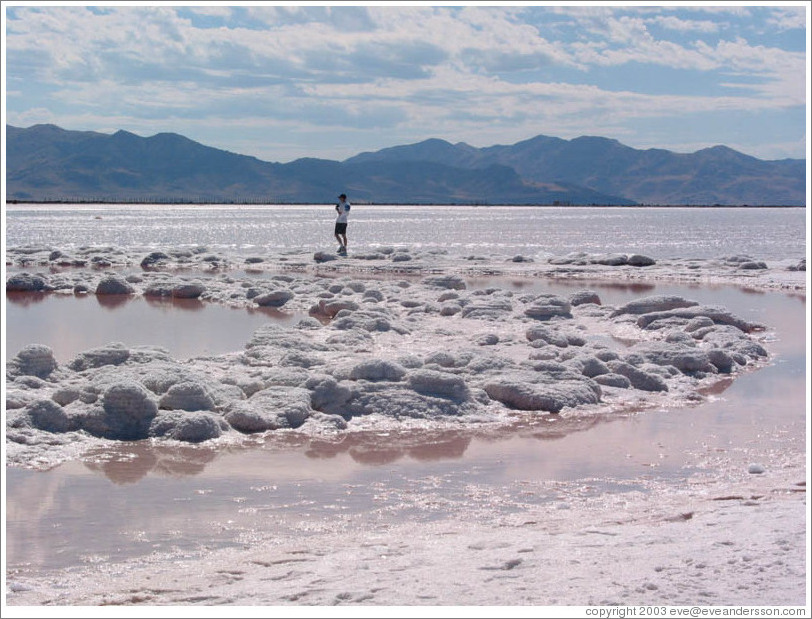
<box><xmin>6</xmin><ymin>245</ymin><xmax>795</xmax><ymax>469</ymax></box>
<box><xmin>3</xmin><ymin>245</ymin><xmax>808</xmax><ymax>609</ymax></box>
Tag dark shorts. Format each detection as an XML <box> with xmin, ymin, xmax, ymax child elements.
<box><xmin>334</xmin><ymin>222</ymin><xmax>348</xmax><ymax>235</ymax></box>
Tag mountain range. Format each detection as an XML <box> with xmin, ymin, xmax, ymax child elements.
<box><xmin>5</xmin><ymin>124</ymin><xmax>806</xmax><ymax>206</ymax></box>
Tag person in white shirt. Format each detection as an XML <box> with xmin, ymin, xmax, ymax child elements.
<box><xmin>334</xmin><ymin>193</ymin><xmax>351</xmax><ymax>254</ymax></box>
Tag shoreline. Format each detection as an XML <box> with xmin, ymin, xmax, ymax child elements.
<box><xmin>5</xmin><ymin>201</ymin><xmax>807</xmax><ymax>208</ymax></box>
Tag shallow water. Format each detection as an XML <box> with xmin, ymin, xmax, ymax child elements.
<box><xmin>4</xmin><ymin>291</ymin><xmax>305</xmax><ymax>362</ymax></box>
<box><xmin>4</xmin><ymin>278</ymin><xmax>806</xmax><ymax>575</ymax></box>
<box><xmin>5</xmin><ymin>204</ymin><xmax>806</xmax><ymax>260</ymax></box>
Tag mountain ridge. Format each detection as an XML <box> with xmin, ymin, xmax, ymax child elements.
<box><xmin>5</xmin><ymin>124</ymin><xmax>806</xmax><ymax>206</ymax></box>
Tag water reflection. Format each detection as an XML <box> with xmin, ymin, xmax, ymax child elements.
<box><xmin>5</xmin><ymin>290</ymin><xmax>48</xmax><ymax>307</ymax></box>
<box><xmin>96</xmin><ymin>293</ymin><xmax>134</xmax><ymax>309</ymax></box>
<box><xmin>5</xmin><ymin>290</ymin><xmax>305</xmax><ymax>360</ymax></box>
<box><xmin>143</xmin><ymin>296</ymin><xmax>205</xmax><ymax>311</ymax></box>
<box><xmin>83</xmin><ymin>443</ymin><xmax>219</xmax><ymax>485</ymax></box>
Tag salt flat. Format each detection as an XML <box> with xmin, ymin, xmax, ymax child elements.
<box><xmin>3</xmin><ymin>245</ymin><xmax>808</xmax><ymax>612</ymax></box>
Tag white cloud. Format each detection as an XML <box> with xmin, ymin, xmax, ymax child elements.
<box><xmin>3</xmin><ymin>4</ymin><xmax>807</xmax><ymax>162</ymax></box>
<box><xmin>650</xmin><ymin>15</ymin><xmax>721</xmax><ymax>33</ymax></box>
<box><xmin>764</xmin><ymin>7</ymin><xmax>807</xmax><ymax>32</ymax></box>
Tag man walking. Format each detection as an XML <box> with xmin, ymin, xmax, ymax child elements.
<box><xmin>334</xmin><ymin>193</ymin><xmax>351</xmax><ymax>254</ymax></box>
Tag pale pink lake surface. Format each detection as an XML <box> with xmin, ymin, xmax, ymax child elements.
<box><xmin>4</xmin><ymin>276</ymin><xmax>807</xmax><ymax>576</ymax></box>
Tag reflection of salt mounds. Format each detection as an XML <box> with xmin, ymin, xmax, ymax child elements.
<box><xmin>5</xmin><ymin>262</ymin><xmax>771</xmax><ymax>468</ymax></box>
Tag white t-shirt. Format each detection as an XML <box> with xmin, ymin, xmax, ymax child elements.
<box><xmin>336</xmin><ymin>201</ymin><xmax>351</xmax><ymax>223</ymax></box>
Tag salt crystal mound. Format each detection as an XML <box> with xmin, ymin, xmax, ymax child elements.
<box><xmin>4</xmin><ymin>247</ymin><xmax>778</xmax><ymax>469</ymax></box>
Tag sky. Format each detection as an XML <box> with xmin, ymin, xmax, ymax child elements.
<box><xmin>2</xmin><ymin>2</ymin><xmax>809</xmax><ymax>163</ymax></box>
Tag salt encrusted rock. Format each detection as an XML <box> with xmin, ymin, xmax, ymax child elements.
<box><xmin>225</xmin><ymin>386</ymin><xmax>312</xmax><ymax>432</ymax></box>
<box><xmin>594</xmin><ymin>373</ymin><xmax>632</xmax><ymax>388</ymax></box>
<box><xmin>569</xmin><ymin>290</ymin><xmax>601</xmax><ymax>306</ymax></box>
<box><xmin>524</xmin><ymin>294</ymin><xmax>572</xmax><ymax>321</ymax></box>
<box><xmin>627</xmin><ymin>342</ymin><xmax>715</xmax><ymax>374</ymax></box>
<box><xmin>748</xmin><ymin>463</ymin><xmax>766</xmax><ymax>474</ymax></box>
<box><xmin>363</xmin><ymin>289</ymin><xmax>385</xmax><ymax>302</ymax></box>
<box><xmin>245</xmin><ymin>324</ymin><xmax>325</xmax><ymax>353</ymax></box>
<box><xmin>144</xmin><ymin>282</ymin><xmax>174</xmax><ymax>297</ymax></box>
<box><xmin>477</xmin><ymin>334</ymin><xmax>500</xmax><ymax>346</ymax></box>
<box><xmin>26</xmin><ymin>399</ymin><xmax>72</xmax><ymax>433</ymax></box>
<box><xmin>254</xmin><ymin>290</ymin><xmax>294</xmax><ymax>307</ymax></box>
<box><xmin>397</xmin><ymin>355</ymin><xmax>424</xmax><ymax>369</ymax></box>
<box><xmin>721</xmin><ymin>255</ymin><xmax>757</xmax><ymax>265</ymax></box>
<box><xmin>68</xmin><ymin>343</ymin><xmax>130</xmax><ymax>372</ymax></box>
<box><xmin>279</xmin><ymin>350</ymin><xmax>325</xmax><ymax>368</ymax></box>
<box><xmin>684</xmin><ymin>316</ymin><xmax>715</xmax><ymax>332</ymax></box>
<box><xmin>606</xmin><ymin>361</ymin><xmax>668</xmax><ymax>392</ymax></box>
<box><xmin>159</xmin><ymin>381</ymin><xmax>216</xmax><ymax>411</ymax></box>
<box><xmin>244</xmin><ymin>256</ymin><xmax>265</xmax><ymax>264</ymax></box>
<box><xmin>700</xmin><ymin>327</ymin><xmax>768</xmax><ymax>359</ymax></box>
<box><xmin>610</xmin><ymin>295</ymin><xmax>699</xmax><ymax>317</ymax></box>
<box><xmin>311</xmin><ymin>299</ymin><xmax>360</xmax><ymax>318</ymax></box>
<box><xmin>425</xmin><ymin>350</ymin><xmax>470</xmax><ymax>368</ymax></box>
<box><xmin>14</xmin><ymin>376</ymin><xmax>48</xmax><ymax>390</ymax></box>
<box><xmin>6</xmin><ymin>272</ymin><xmax>47</xmax><ymax>292</ymax></box>
<box><xmin>349</xmin><ymin>359</ymin><xmax>408</xmax><ymax>382</ymax></box>
<box><xmin>594</xmin><ymin>349</ymin><xmax>620</xmax><ymax>362</ymax></box>
<box><xmin>568</xmin><ymin>355</ymin><xmax>611</xmax><ymax>378</ymax></box>
<box><xmin>6</xmin><ymin>390</ymin><xmax>38</xmax><ymax>410</ymax></box>
<box><xmin>422</xmin><ymin>275</ymin><xmax>466</xmax><ymax>290</ymax></box>
<box><xmin>547</xmin><ymin>252</ymin><xmax>590</xmax><ymax>265</ymax></box>
<box><xmin>343</xmin><ymin>385</ymin><xmax>471</xmax><ymax>419</ymax></box>
<box><xmin>636</xmin><ymin>305</ymin><xmax>758</xmax><ymax>333</ymax></box>
<box><xmin>95</xmin><ymin>381</ymin><xmax>159</xmax><ymax>440</ymax></box>
<box><xmin>95</xmin><ymin>275</ymin><xmax>135</xmax><ymax>295</ymax></box>
<box><xmin>707</xmin><ymin>349</ymin><xmax>737</xmax><ymax>373</ymax></box>
<box><xmin>627</xmin><ymin>254</ymin><xmax>656</xmax><ymax>267</ymax></box>
<box><xmin>593</xmin><ymin>253</ymin><xmax>628</xmax><ymax>266</ymax></box>
<box><xmin>738</xmin><ymin>261</ymin><xmax>768</xmax><ymax>270</ymax></box>
<box><xmin>526</xmin><ymin>325</ymin><xmax>570</xmax><ymax>347</ymax></box>
<box><xmin>331</xmin><ymin>309</ymin><xmax>396</xmax><ymax>333</ymax></box>
<box><xmin>149</xmin><ymin>411</ymin><xmax>224</xmax><ymax>443</ymax></box>
<box><xmin>313</xmin><ymin>251</ymin><xmax>337</xmax><ymax>263</ymax></box>
<box><xmin>530</xmin><ymin>360</ymin><xmax>571</xmax><ymax>375</ymax></box>
<box><xmin>10</xmin><ymin>344</ymin><xmax>58</xmax><ymax>379</ymax></box>
<box><xmin>665</xmin><ymin>331</ymin><xmax>696</xmax><ymax>346</ymax></box>
<box><xmin>460</xmin><ymin>299</ymin><xmax>513</xmax><ymax>319</ymax></box>
<box><xmin>440</xmin><ymin>303</ymin><xmax>462</xmax><ymax>316</ymax></box>
<box><xmin>300</xmin><ymin>411</ymin><xmax>349</xmax><ymax>431</ymax></box>
<box><xmin>483</xmin><ymin>372</ymin><xmax>601</xmax><ymax>413</ymax></box>
<box><xmin>408</xmin><ymin>369</ymin><xmax>470</xmax><ymax>401</ymax></box>
<box><xmin>787</xmin><ymin>258</ymin><xmax>805</xmax><ymax>272</ymax></box>
<box><xmin>52</xmin><ymin>387</ymin><xmax>82</xmax><ymax>406</ymax></box>
<box><xmin>529</xmin><ymin>348</ymin><xmax>559</xmax><ymax>361</ymax></box>
<box><xmin>306</xmin><ymin>375</ymin><xmax>356</xmax><ymax>416</ymax></box>
<box><xmin>171</xmin><ymin>282</ymin><xmax>206</xmax><ymax>299</ymax></box>
<box><xmin>140</xmin><ymin>251</ymin><xmax>172</xmax><ymax>268</ymax></box>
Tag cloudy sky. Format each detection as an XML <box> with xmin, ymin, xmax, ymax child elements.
<box><xmin>3</xmin><ymin>2</ymin><xmax>808</xmax><ymax>163</ymax></box>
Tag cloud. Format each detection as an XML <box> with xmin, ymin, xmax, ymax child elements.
<box><xmin>3</xmin><ymin>4</ymin><xmax>807</xmax><ymax>162</ymax></box>
<box><xmin>650</xmin><ymin>15</ymin><xmax>721</xmax><ymax>33</ymax></box>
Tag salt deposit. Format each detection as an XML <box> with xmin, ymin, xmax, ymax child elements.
<box><xmin>5</xmin><ymin>245</ymin><xmax>785</xmax><ymax>470</ymax></box>
<box><xmin>3</xmin><ymin>244</ymin><xmax>808</xmax><ymax>610</ymax></box>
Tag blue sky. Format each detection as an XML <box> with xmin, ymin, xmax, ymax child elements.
<box><xmin>2</xmin><ymin>2</ymin><xmax>808</xmax><ymax>163</ymax></box>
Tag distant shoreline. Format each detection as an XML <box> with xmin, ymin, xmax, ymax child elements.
<box><xmin>4</xmin><ymin>200</ymin><xmax>806</xmax><ymax>208</ymax></box>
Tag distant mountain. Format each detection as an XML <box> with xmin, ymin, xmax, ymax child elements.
<box><xmin>347</xmin><ymin>135</ymin><xmax>806</xmax><ymax>206</ymax></box>
<box><xmin>5</xmin><ymin>124</ymin><xmax>805</xmax><ymax>205</ymax></box>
